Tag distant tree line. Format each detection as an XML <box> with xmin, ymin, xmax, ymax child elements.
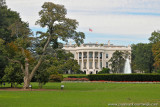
<box><xmin>108</xmin><ymin>31</ymin><xmax>160</xmax><ymax>73</ymax></box>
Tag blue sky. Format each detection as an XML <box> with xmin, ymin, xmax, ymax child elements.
<box><xmin>6</xmin><ymin>0</ymin><xmax>160</xmax><ymax>46</ymax></box>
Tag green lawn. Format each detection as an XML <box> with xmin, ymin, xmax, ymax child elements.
<box><xmin>63</xmin><ymin>74</ymin><xmax>87</xmax><ymax>78</ymax></box>
<box><xmin>0</xmin><ymin>82</ymin><xmax>160</xmax><ymax>107</ymax></box>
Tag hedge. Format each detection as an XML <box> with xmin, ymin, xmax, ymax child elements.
<box><xmin>88</xmin><ymin>74</ymin><xmax>160</xmax><ymax>81</ymax></box>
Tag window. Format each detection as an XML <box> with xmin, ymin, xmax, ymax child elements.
<box><xmin>95</xmin><ymin>52</ymin><xmax>98</xmax><ymax>58</ymax></box>
<box><xmin>84</xmin><ymin>52</ymin><xmax>87</xmax><ymax>58</ymax></box>
<box><xmin>84</xmin><ymin>62</ymin><xmax>86</xmax><ymax>69</ymax></box>
<box><xmin>106</xmin><ymin>62</ymin><xmax>108</xmax><ymax>68</ymax></box>
<box><xmin>100</xmin><ymin>52</ymin><xmax>102</xmax><ymax>59</ymax></box>
<box><xmin>96</xmin><ymin>71</ymin><xmax>98</xmax><ymax>74</ymax></box>
<box><xmin>79</xmin><ymin>52</ymin><xmax>82</xmax><ymax>59</ymax></box>
<box><xmin>100</xmin><ymin>62</ymin><xmax>102</xmax><ymax>68</ymax></box>
<box><xmin>106</xmin><ymin>53</ymin><xmax>108</xmax><ymax>58</ymax></box>
<box><xmin>89</xmin><ymin>61</ymin><xmax>92</xmax><ymax>69</ymax></box>
<box><xmin>79</xmin><ymin>61</ymin><xmax>82</xmax><ymax>68</ymax></box>
<box><xmin>95</xmin><ymin>62</ymin><xmax>97</xmax><ymax>69</ymax></box>
<box><xmin>89</xmin><ymin>52</ymin><xmax>93</xmax><ymax>58</ymax></box>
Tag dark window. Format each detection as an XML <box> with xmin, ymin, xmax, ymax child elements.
<box><xmin>100</xmin><ymin>52</ymin><xmax>102</xmax><ymax>59</ymax></box>
<box><xmin>79</xmin><ymin>52</ymin><xmax>82</xmax><ymax>59</ymax></box>
<box><xmin>96</xmin><ymin>71</ymin><xmax>98</xmax><ymax>74</ymax></box>
<box><xmin>106</xmin><ymin>54</ymin><xmax>108</xmax><ymax>58</ymax></box>
<box><xmin>106</xmin><ymin>62</ymin><xmax>108</xmax><ymax>68</ymax></box>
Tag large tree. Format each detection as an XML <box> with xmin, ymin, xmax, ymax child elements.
<box><xmin>46</xmin><ymin>50</ymin><xmax>80</xmax><ymax>74</ymax></box>
<box><xmin>109</xmin><ymin>51</ymin><xmax>126</xmax><ymax>73</ymax></box>
<box><xmin>149</xmin><ymin>30</ymin><xmax>160</xmax><ymax>44</ymax></box>
<box><xmin>3</xmin><ymin>63</ymin><xmax>23</xmax><ymax>88</ymax></box>
<box><xmin>5</xmin><ymin>2</ymin><xmax>85</xmax><ymax>89</ymax></box>
<box><xmin>148</xmin><ymin>31</ymin><xmax>160</xmax><ymax>71</ymax></box>
<box><xmin>0</xmin><ymin>0</ymin><xmax>21</xmax><ymax>82</ymax></box>
<box><xmin>0</xmin><ymin>0</ymin><xmax>21</xmax><ymax>43</ymax></box>
<box><xmin>131</xmin><ymin>43</ymin><xmax>154</xmax><ymax>73</ymax></box>
<box><xmin>152</xmin><ymin>42</ymin><xmax>160</xmax><ymax>70</ymax></box>
<box><xmin>0</xmin><ymin>39</ymin><xmax>6</xmax><ymax>82</ymax></box>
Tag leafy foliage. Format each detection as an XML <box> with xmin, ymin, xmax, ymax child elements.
<box><xmin>152</xmin><ymin>42</ymin><xmax>160</xmax><ymax>70</ymax></box>
<box><xmin>0</xmin><ymin>1</ymin><xmax>21</xmax><ymax>43</ymax></box>
<box><xmin>131</xmin><ymin>43</ymin><xmax>154</xmax><ymax>73</ymax></box>
<box><xmin>149</xmin><ymin>31</ymin><xmax>160</xmax><ymax>71</ymax></box>
<box><xmin>2</xmin><ymin>63</ymin><xmax>23</xmax><ymax>87</ymax></box>
<box><xmin>109</xmin><ymin>51</ymin><xmax>126</xmax><ymax>73</ymax></box>
<box><xmin>149</xmin><ymin>30</ymin><xmax>160</xmax><ymax>44</ymax></box>
<box><xmin>98</xmin><ymin>68</ymin><xmax>110</xmax><ymax>74</ymax></box>
<box><xmin>46</xmin><ymin>50</ymin><xmax>80</xmax><ymax>74</ymax></box>
<box><xmin>49</xmin><ymin>74</ymin><xmax>63</xmax><ymax>82</ymax></box>
<box><xmin>35</xmin><ymin>70</ymin><xmax>50</xmax><ymax>89</ymax></box>
<box><xmin>35</xmin><ymin>2</ymin><xmax>85</xmax><ymax>47</ymax></box>
<box><xmin>0</xmin><ymin>1</ymin><xmax>23</xmax><ymax>83</ymax></box>
<box><xmin>0</xmin><ymin>39</ymin><xmax>7</xmax><ymax>81</ymax></box>
<box><xmin>0</xmin><ymin>2</ymin><xmax>85</xmax><ymax>89</ymax></box>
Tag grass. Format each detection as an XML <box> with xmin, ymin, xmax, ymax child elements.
<box><xmin>63</xmin><ymin>74</ymin><xmax>87</xmax><ymax>78</ymax></box>
<box><xmin>0</xmin><ymin>82</ymin><xmax>160</xmax><ymax>107</ymax></box>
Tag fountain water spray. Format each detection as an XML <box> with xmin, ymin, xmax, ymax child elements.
<box><xmin>124</xmin><ymin>58</ymin><xmax>131</xmax><ymax>74</ymax></box>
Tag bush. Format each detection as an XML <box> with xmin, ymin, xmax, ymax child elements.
<box><xmin>49</xmin><ymin>74</ymin><xmax>63</xmax><ymax>82</ymax></box>
<box><xmin>88</xmin><ymin>74</ymin><xmax>160</xmax><ymax>81</ymax></box>
<box><xmin>98</xmin><ymin>68</ymin><xmax>110</xmax><ymax>74</ymax></box>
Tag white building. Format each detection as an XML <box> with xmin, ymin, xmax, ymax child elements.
<box><xmin>63</xmin><ymin>41</ymin><xmax>131</xmax><ymax>74</ymax></box>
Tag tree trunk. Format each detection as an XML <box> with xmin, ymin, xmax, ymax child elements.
<box><xmin>23</xmin><ymin>58</ymin><xmax>30</xmax><ymax>89</ymax></box>
<box><xmin>22</xmin><ymin>35</ymin><xmax>51</xmax><ymax>89</ymax></box>
<box><xmin>23</xmin><ymin>76</ymin><xmax>30</xmax><ymax>89</ymax></box>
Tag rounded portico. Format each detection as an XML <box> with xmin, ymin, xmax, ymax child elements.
<box><xmin>77</xmin><ymin>50</ymin><xmax>104</xmax><ymax>74</ymax></box>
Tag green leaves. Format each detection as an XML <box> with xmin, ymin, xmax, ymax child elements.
<box><xmin>152</xmin><ymin>42</ymin><xmax>160</xmax><ymax>70</ymax></box>
<box><xmin>109</xmin><ymin>51</ymin><xmax>126</xmax><ymax>73</ymax></box>
<box><xmin>131</xmin><ymin>43</ymin><xmax>154</xmax><ymax>73</ymax></box>
<box><xmin>148</xmin><ymin>31</ymin><xmax>160</xmax><ymax>71</ymax></box>
<box><xmin>3</xmin><ymin>63</ymin><xmax>23</xmax><ymax>87</ymax></box>
<box><xmin>149</xmin><ymin>31</ymin><xmax>160</xmax><ymax>44</ymax></box>
<box><xmin>36</xmin><ymin>2</ymin><xmax>67</xmax><ymax>28</ymax></box>
<box><xmin>36</xmin><ymin>2</ymin><xmax>85</xmax><ymax>48</ymax></box>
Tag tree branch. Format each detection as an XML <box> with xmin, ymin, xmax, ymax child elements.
<box><xmin>6</xmin><ymin>57</ymin><xmax>25</xmax><ymax>74</ymax></box>
<box><xmin>30</xmin><ymin>35</ymin><xmax>52</xmax><ymax>79</ymax></box>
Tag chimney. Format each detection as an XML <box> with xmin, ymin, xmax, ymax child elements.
<box><xmin>108</xmin><ymin>40</ymin><xmax>110</xmax><ymax>46</ymax></box>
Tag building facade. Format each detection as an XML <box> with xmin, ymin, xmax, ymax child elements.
<box><xmin>63</xmin><ymin>41</ymin><xmax>131</xmax><ymax>74</ymax></box>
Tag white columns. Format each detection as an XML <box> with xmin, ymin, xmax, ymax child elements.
<box><xmin>78</xmin><ymin>52</ymin><xmax>79</xmax><ymax>64</ymax></box>
<box><xmin>82</xmin><ymin>51</ymin><xmax>84</xmax><ymax>70</ymax></box>
<box><xmin>87</xmin><ymin>51</ymin><xmax>89</xmax><ymax>70</ymax></box>
<box><xmin>98</xmin><ymin>52</ymin><xmax>100</xmax><ymax>69</ymax></box>
<box><xmin>102</xmin><ymin>52</ymin><xmax>104</xmax><ymax>68</ymax></box>
<box><xmin>74</xmin><ymin>53</ymin><xmax>77</xmax><ymax>60</ymax></box>
<box><xmin>93</xmin><ymin>51</ymin><xmax>95</xmax><ymax>69</ymax></box>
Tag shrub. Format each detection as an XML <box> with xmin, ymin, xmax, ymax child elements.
<box><xmin>88</xmin><ymin>74</ymin><xmax>160</xmax><ymax>81</ymax></box>
<box><xmin>98</xmin><ymin>68</ymin><xmax>110</xmax><ymax>74</ymax></box>
<box><xmin>49</xmin><ymin>74</ymin><xmax>63</xmax><ymax>82</ymax></box>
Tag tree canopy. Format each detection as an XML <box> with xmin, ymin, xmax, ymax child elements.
<box><xmin>0</xmin><ymin>2</ymin><xmax>85</xmax><ymax>89</ymax></box>
<box><xmin>131</xmin><ymin>43</ymin><xmax>154</xmax><ymax>73</ymax></box>
<box><xmin>109</xmin><ymin>51</ymin><xmax>127</xmax><ymax>73</ymax></box>
<box><xmin>149</xmin><ymin>31</ymin><xmax>160</xmax><ymax>44</ymax></box>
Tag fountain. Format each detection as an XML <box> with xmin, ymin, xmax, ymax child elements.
<box><xmin>124</xmin><ymin>58</ymin><xmax>131</xmax><ymax>74</ymax></box>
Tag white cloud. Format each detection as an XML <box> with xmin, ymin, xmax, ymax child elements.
<box><xmin>6</xmin><ymin>0</ymin><xmax>160</xmax><ymax>45</ymax></box>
